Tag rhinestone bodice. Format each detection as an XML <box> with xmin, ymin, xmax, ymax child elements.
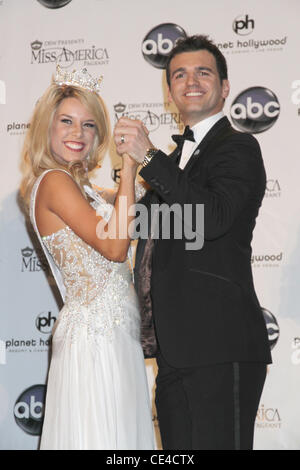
<box><xmin>42</xmin><ymin>225</ymin><xmax>131</xmax><ymax>308</ymax></box>
<box><xmin>42</xmin><ymin>224</ymin><xmax>139</xmax><ymax>343</ymax></box>
<box><xmin>30</xmin><ymin>171</ymin><xmax>141</xmax><ymax>345</ymax></box>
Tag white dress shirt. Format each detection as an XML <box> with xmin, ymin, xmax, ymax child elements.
<box><xmin>179</xmin><ymin>111</ymin><xmax>224</xmax><ymax>169</ymax></box>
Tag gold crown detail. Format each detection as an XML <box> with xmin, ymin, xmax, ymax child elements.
<box><xmin>54</xmin><ymin>65</ymin><xmax>103</xmax><ymax>94</ymax></box>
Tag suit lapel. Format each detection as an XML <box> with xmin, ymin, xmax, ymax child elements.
<box><xmin>169</xmin><ymin>146</ymin><xmax>182</xmax><ymax>164</ymax></box>
<box><xmin>184</xmin><ymin>116</ymin><xmax>231</xmax><ymax>173</ymax></box>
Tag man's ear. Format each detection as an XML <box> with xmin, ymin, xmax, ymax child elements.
<box><xmin>222</xmin><ymin>79</ymin><xmax>230</xmax><ymax>99</ymax></box>
<box><xmin>167</xmin><ymin>86</ymin><xmax>173</xmax><ymax>104</ymax></box>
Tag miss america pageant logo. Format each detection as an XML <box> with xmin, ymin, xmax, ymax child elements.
<box><xmin>30</xmin><ymin>39</ymin><xmax>109</xmax><ymax>67</ymax></box>
<box><xmin>114</xmin><ymin>102</ymin><xmax>183</xmax><ymax>133</ymax></box>
<box><xmin>21</xmin><ymin>246</ymin><xmax>48</xmax><ymax>273</ymax></box>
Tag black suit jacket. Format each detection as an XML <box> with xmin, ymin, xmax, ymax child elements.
<box><xmin>135</xmin><ymin>116</ymin><xmax>272</xmax><ymax>368</ymax></box>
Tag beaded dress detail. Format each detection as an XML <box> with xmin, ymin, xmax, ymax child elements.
<box><xmin>41</xmin><ymin>224</ymin><xmax>138</xmax><ymax>345</ymax></box>
<box><xmin>30</xmin><ymin>169</ymin><xmax>154</xmax><ymax>450</ymax></box>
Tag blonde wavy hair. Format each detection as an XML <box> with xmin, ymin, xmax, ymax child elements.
<box><xmin>20</xmin><ymin>81</ymin><xmax>109</xmax><ymax>208</ymax></box>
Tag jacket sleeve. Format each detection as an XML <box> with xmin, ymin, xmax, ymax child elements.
<box><xmin>139</xmin><ymin>133</ymin><xmax>266</xmax><ymax>240</ymax></box>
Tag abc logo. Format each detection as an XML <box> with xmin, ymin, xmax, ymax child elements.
<box><xmin>261</xmin><ymin>308</ymin><xmax>279</xmax><ymax>350</ymax></box>
<box><xmin>142</xmin><ymin>23</ymin><xmax>187</xmax><ymax>69</ymax></box>
<box><xmin>37</xmin><ymin>0</ymin><xmax>72</xmax><ymax>8</ymax></box>
<box><xmin>14</xmin><ymin>385</ymin><xmax>46</xmax><ymax>435</ymax></box>
<box><xmin>230</xmin><ymin>87</ymin><xmax>280</xmax><ymax>133</ymax></box>
<box><xmin>36</xmin><ymin>311</ymin><xmax>56</xmax><ymax>334</ymax></box>
<box><xmin>233</xmin><ymin>14</ymin><xmax>255</xmax><ymax>36</ymax></box>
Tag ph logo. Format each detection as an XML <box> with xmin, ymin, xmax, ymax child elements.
<box><xmin>14</xmin><ymin>385</ymin><xmax>46</xmax><ymax>435</ymax></box>
<box><xmin>0</xmin><ymin>80</ymin><xmax>5</xmax><ymax>104</ymax></box>
<box><xmin>142</xmin><ymin>23</ymin><xmax>187</xmax><ymax>69</ymax></box>
<box><xmin>230</xmin><ymin>87</ymin><xmax>280</xmax><ymax>133</ymax></box>
<box><xmin>233</xmin><ymin>14</ymin><xmax>255</xmax><ymax>36</ymax></box>
<box><xmin>36</xmin><ymin>311</ymin><xmax>57</xmax><ymax>334</ymax></box>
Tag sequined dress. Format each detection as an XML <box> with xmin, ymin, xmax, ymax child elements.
<box><xmin>30</xmin><ymin>169</ymin><xmax>154</xmax><ymax>450</ymax></box>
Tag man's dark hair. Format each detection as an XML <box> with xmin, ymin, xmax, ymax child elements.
<box><xmin>165</xmin><ymin>35</ymin><xmax>228</xmax><ymax>87</ymax></box>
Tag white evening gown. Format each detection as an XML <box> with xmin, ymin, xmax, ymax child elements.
<box><xmin>30</xmin><ymin>169</ymin><xmax>154</xmax><ymax>450</ymax></box>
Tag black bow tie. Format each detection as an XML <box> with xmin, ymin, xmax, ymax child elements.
<box><xmin>172</xmin><ymin>126</ymin><xmax>195</xmax><ymax>147</ymax></box>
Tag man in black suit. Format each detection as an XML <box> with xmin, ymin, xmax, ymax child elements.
<box><xmin>114</xmin><ymin>35</ymin><xmax>272</xmax><ymax>450</ymax></box>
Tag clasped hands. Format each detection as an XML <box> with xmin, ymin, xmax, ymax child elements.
<box><xmin>114</xmin><ymin>117</ymin><xmax>154</xmax><ymax>165</ymax></box>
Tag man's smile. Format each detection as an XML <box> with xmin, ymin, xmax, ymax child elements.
<box><xmin>184</xmin><ymin>91</ymin><xmax>205</xmax><ymax>97</ymax></box>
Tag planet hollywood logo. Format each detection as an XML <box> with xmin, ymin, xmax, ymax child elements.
<box><xmin>5</xmin><ymin>336</ymin><xmax>51</xmax><ymax>352</ymax></box>
<box><xmin>7</xmin><ymin>121</ymin><xmax>30</xmax><ymax>136</ymax></box>
<box><xmin>36</xmin><ymin>311</ymin><xmax>57</xmax><ymax>335</ymax></box>
<box><xmin>30</xmin><ymin>39</ymin><xmax>109</xmax><ymax>68</ymax></box>
<box><xmin>5</xmin><ymin>309</ymin><xmax>54</xmax><ymax>354</ymax></box>
<box><xmin>14</xmin><ymin>385</ymin><xmax>46</xmax><ymax>435</ymax></box>
<box><xmin>233</xmin><ymin>14</ymin><xmax>255</xmax><ymax>36</ymax></box>
<box><xmin>142</xmin><ymin>23</ymin><xmax>187</xmax><ymax>69</ymax></box>
<box><xmin>216</xmin><ymin>37</ymin><xmax>287</xmax><ymax>55</ymax></box>
<box><xmin>251</xmin><ymin>252</ymin><xmax>283</xmax><ymax>268</ymax></box>
<box><xmin>261</xmin><ymin>308</ymin><xmax>280</xmax><ymax>350</ymax></box>
<box><xmin>114</xmin><ymin>102</ymin><xmax>183</xmax><ymax>133</ymax></box>
<box><xmin>216</xmin><ymin>15</ymin><xmax>287</xmax><ymax>55</ymax></box>
<box><xmin>21</xmin><ymin>246</ymin><xmax>48</xmax><ymax>273</ymax></box>
<box><xmin>230</xmin><ymin>87</ymin><xmax>280</xmax><ymax>133</ymax></box>
<box><xmin>37</xmin><ymin>0</ymin><xmax>72</xmax><ymax>8</ymax></box>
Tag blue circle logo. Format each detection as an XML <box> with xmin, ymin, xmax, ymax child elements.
<box><xmin>142</xmin><ymin>23</ymin><xmax>187</xmax><ymax>69</ymax></box>
<box><xmin>231</xmin><ymin>87</ymin><xmax>280</xmax><ymax>133</ymax></box>
<box><xmin>14</xmin><ymin>385</ymin><xmax>46</xmax><ymax>435</ymax></box>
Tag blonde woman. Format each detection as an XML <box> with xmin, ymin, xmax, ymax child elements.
<box><xmin>20</xmin><ymin>67</ymin><xmax>154</xmax><ymax>450</ymax></box>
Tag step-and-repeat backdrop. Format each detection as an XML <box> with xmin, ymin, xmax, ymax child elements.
<box><xmin>0</xmin><ymin>0</ymin><xmax>299</xmax><ymax>450</ymax></box>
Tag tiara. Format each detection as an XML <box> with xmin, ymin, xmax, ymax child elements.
<box><xmin>54</xmin><ymin>65</ymin><xmax>103</xmax><ymax>95</ymax></box>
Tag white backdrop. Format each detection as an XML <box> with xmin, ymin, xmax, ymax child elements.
<box><xmin>0</xmin><ymin>0</ymin><xmax>300</xmax><ymax>450</ymax></box>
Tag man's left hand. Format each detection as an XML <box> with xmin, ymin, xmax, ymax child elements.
<box><xmin>114</xmin><ymin>117</ymin><xmax>154</xmax><ymax>164</ymax></box>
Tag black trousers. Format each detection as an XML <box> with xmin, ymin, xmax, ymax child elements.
<box><xmin>155</xmin><ymin>351</ymin><xmax>267</xmax><ymax>450</ymax></box>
